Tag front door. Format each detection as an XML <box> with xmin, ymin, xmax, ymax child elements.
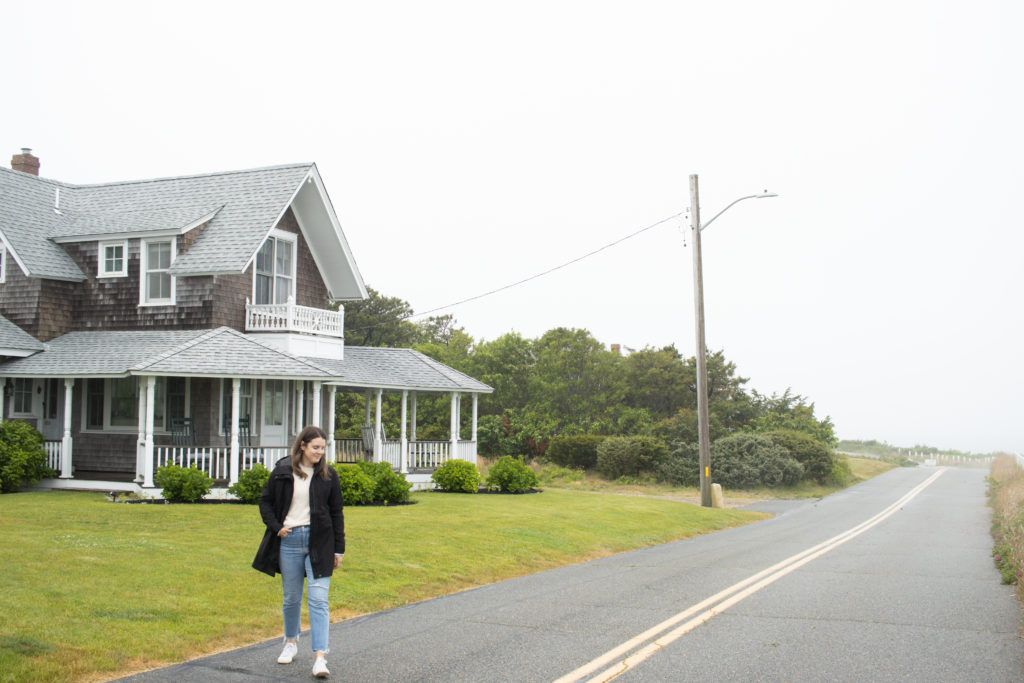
<box><xmin>39</xmin><ymin>378</ymin><xmax>63</xmax><ymax>442</ymax></box>
<box><xmin>261</xmin><ymin>380</ymin><xmax>287</xmax><ymax>446</ymax></box>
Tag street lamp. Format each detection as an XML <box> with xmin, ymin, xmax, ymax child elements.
<box><xmin>690</xmin><ymin>174</ymin><xmax>777</xmax><ymax>507</ymax></box>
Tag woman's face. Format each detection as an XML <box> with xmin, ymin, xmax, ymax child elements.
<box><xmin>300</xmin><ymin>437</ymin><xmax>327</xmax><ymax>467</ymax></box>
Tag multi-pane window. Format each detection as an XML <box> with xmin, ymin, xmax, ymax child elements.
<box><xmin>99</xmin><ymin>241</ymin><xmax>127</xmax><ymax>277</ymax></box>
<box><xmin>263</xmin><ymin>380</ymin><xmax>285</xmax><ymax>426</ymax></box>
<box><xmin>220</xmin><ymin>378</ymin><xmax>254</xmax><ymax>433</ymax></box>
<box><xmin>83</xmin><ymin>377</ymin><xmax>188</xmax><ymax>431</ymax></box>
<box><xmin>254</xmin><ymin>236</ymin><xmax>294</xmax><ymax>305</ymax></box>
<box><xmin>109</xmin><ymin>378</ymin><xmax>138</xmax><ymax>427</ymax></box>
<box><xmin>12</xmin><ymin>378</ymin><xmax>33</xmax><ymax>414</ymax></box>
<box><xmin>141</xmin><ymin>238</ymin><xmax>174</xmax><ymax>304</ymax></box>
<box><xmin>86</xmin><ymin>379</ymin><xmax>104</xmax><ymax>429</ymax></box>
<box><xmin>43</xmin><ymin>378</ymin><xmax>59</xmax><ymax>420</ymax></box>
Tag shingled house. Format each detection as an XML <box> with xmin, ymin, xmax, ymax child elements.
<box><xmin>0</xmin><ymin>149</ymin><xmax>491</xmax><ymax>492</ymax></box>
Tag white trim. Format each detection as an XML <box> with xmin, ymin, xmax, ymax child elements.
<box><xmin>81</xmin><ymin>376</ymin><xmax>190</xmax><ymax>434</ymax></box>
<box><xmin>0</xmin><ymin>232</ymin><xmax>29</xmax><ymax>278</ymax></box>
<box><xmin>139</xmin><ymin>236</ymin><xmax>176</xmax><ymax>306</ymax></box>
<box><xmin>97</xmin><ymin>240</ymin><xmax>128</xmax><ymax>278</ymax></box>
<box><xmin>10</xmin><ymin>377</ymin><xmax>35</xmax><ymax>417</ymax></box>
<box><xmin>300</xmin><ymin>167</ymin><xmax>369</xmax><ymax>301</ymax></box>
<box><xmin>0</xmin><ymin>244</ymin><xmax>5</xmax><ymax>284</ymax></box>
<box><xmin>251</xmin><ymin>230</ymin><xmax>297</xmax><ymax>306</ymax></box>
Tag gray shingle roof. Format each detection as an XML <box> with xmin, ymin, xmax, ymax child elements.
<box><xmin>0</xmin><ymin>327</ymin><xmax>335</xmax><ymax>379</ymax></box>
<box><xmin>0</xmin><ymin>314</ymin><xmax>43</xmax><ymax>353</ymax></box>
<box><xmin>0</xmin><ymin>163</ymin><xmax>312</xmax><ymax>280</ymax></box>
<box><xmin>310</xmin><ymin>347</ymin><xmax>493</xmax><ymax>393</ymax></box>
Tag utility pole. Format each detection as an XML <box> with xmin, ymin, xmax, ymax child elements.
<box><xmin>690</xmin><ymin>174</ymin><xmax>713</xmax><ymax>507</ymax></box>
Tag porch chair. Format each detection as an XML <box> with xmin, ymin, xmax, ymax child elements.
<box><xmin>170</xmin><ymin>417</ymin><xmax>197</xmax><ymax>446</ymax></box>
<box><xmin>360</xmin><ymin>422</ymin><xmax>385</xmax><ymax>459</ymax></box>
<box><xmin>225</xmin><ymin>417</ymin><xmax>252</xmax><ymax>448</ymax></box>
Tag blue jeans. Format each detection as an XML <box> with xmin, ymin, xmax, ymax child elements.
<box><xmin>280</xmin><ymin>525</ymin><xmax>331</xmax><ymax>653</ymax></box>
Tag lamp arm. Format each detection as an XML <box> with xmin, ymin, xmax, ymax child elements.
<box><xmin>699</xmin><ymin>194</ymin><xmax>763</xmax><ymax>233</ymax></box>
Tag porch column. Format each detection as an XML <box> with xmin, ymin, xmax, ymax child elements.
<box><xmin>471</xmin><ymin>393</ymin><xmax>479</xmax><ymax>465</ymax></box>
<box><xmin>400</xmin><ymin>390</ymin><xmax>408</xmax><ymax>474</ymax></box>
<box><xmin>229</xmin><ymin>378</ymin><xmax>240</xmax><ymax>485</ymax></box>
<box><xmin>410</xmin><ymin>392</ymin><xmax>417</xmax><ymax>442</ymax></box>
<box><xmin>374</xmin><ymin>389</ymin><xmax>383</xmax><ymax>464</ymax></box>
<box><xmin>450</xmin><ymin>392</ymin><xmax>458</xmax><ymax>461</ymax></box>
<box><xmin>143</xmin><ymin>376</ymin><xmax>156</xmax><ymax>487</ymax></box>
<box><xmin>364</xmin><ymin>391</ymin><xmax>372</xmax><ymax>426</ymax></box>
<box><xmin>0</xmin><ymin>379</ymin><xmax>4</xmax><ymax>423</ymax></box>
<box><xmin>312</xmin><ymin>381</ymin><xmax>322</xmax><ymax>428</ymax></box>
<box><xmin>326</xmin><ymin>386</ymin><xmax>336</xmax><ymax>463</ymax></box>
<box><xmin>294</xmin><ymin>382</ymin><xmax>304</xmax><ymax>434</ymax></box>
<box><xmin>136</xmin><ymin>378</ymin><xmax>147</xmax><ymax>483</ymax></box>
<box><xmin>60</xmin><ymin>378</ymin><xmax>74</xmax><ymax>478</ymax></box>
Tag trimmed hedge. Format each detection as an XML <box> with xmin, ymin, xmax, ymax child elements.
<box><xmin>155</xmin><ymin>464</ymin><xmax>214</xmax><ymax>502</ymax></box>
<box><xmin>546</xmin><ymin>435</ymin><xmax>605</xmax><ymax>470</ymax></box>
<box><xmin>431</xmin><ymin>459</ymin><xmax>481</xmax><ymax>493</ymax></box>
<box><xmin>227</xmin><ymin>463</ymin><xmax>270</xmax><ymax>503</ymax></box>
<box><xmin>357</xmin><ymin>461</ymin><xmax>412</xmax><ymax>505</ymax></box>
<box><xmin>657</xmin><ymin>434</ymin><xmax>803</xmax><ymax>489</ymax></box>
<box><xmin>334</xmin><ymin>464</ymin><xmax>376</xmax><ymax>505</ymax></box>
<box><xmin>486</xmin><ymin>455</ymin><xmax>538</xmax><ymax>493</ymax></box>
<box><xmin>761</xmin><ymin>429</ymin><xmax>835</xmax><ymax>483</ymax></box>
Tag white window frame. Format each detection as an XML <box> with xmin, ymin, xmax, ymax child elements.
<box><xmin>0</xmin><ymin>244</ymin><xmax>6</xmax><ymax>284</ymax></box>
<box><xmin>11</xmin><ymin>377</ymin><xmax>34</xmax><ymax>417</ymax></box>
<box><xmin>98</xmin><ymin>240</ymin><xmax>128</xmax><ymax>278</ymax></box>
<box><xmin>81</xmin><ymin>377</ymin><xmax>190</xmax><ymax>433</ymax></box>
<box><xmin>139</xmin><ymin>237</ymin><xmax>176</xmax><ymax>306</ymax></box>
<box><xmin>252</xmin><ymin>230</ymin><xmax>297</xmax><ymax>305</ymax></box>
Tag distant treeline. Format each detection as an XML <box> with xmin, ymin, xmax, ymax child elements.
<box><xmin>335</xmin><ymin>287</ymin><xmax>836</xmax><ymax>458</ymax></box>
<box><xmin>838</xmin><ymin>439</ymin><xmax>1008</xmax><ymax>459</ymax></box>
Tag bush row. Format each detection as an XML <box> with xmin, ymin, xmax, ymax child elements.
<box><xmin>431</xmin><ymin>456</ymin><xmax>538</xmax><ymax>494</ymax></box>
<box><xmin>0</xmin><ymin>420</ymin><xmax>55</xmax><ymax>493</ymax></box>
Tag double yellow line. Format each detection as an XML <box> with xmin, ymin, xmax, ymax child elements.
<box><xmin>554</xmin><ymin>468</ymin><xmax>948</xmax><ymax>682</ymax></box>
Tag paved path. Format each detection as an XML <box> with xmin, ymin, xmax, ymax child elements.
<box><xmin>119</xmin><ymin>467</ymin><xmax>1023</xmax><ymax>681</ymax></box>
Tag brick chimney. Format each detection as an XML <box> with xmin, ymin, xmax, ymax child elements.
<box><xmin>11</xmin><ymin>148</ymin><xmax>40</xmax><ymax>175</ymax></box>
<box><xmin>611</xmin><ymin>343</ymin><xmax>621</xmax><ymax>356</ymax></box>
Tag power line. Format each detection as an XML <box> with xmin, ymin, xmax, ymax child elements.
<box><xmin>345</xmin><ymin>210</ymin><xmax>686</xmax><ymax>335</ymax></box>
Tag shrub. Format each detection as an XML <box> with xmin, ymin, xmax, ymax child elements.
<box><xmin>333</xmin><ymin>464</ymin><xmax>376</xmax><ymax>505</ymax></box>
<box><xmin>655</xmin><ymin>442</ymin><xmax>700</xmax><ymax>487</ymax></box>
<box><xmin>709</xmin><ymin>434</ymin><xmax>804</xmax><ymax>488</ymax></box>
<box><xmin>596</xmin><ymin>436</ymin><xmax>669</xmax><ymax>479</ymax></box>
<box><xmin>827</xmin><ymin>457</ymin><xmax>853</xmax><ymax>486</ymax></box>
<box><xmin>431</xmin><ymin>459</ymin><xmax>481</xmax><ymax>493</ymax></box>
<box><xmin>0</xmin><ymin>420</ymin><xmax>53</xmax><ymax>493</ymax></box>
<box><xmin>155</xmin><ymin>464</ymin><xmax>213</xmax><ymax>502</ymax></box>
<box><xmin>536</xmin><ymin>463</ymin><xmax>585</xmax><ymax>486</ymax></box>
<box><xmin>228</xmin><ymin>463</ymin><xmax>270</xmax><ymax>503</ymax></box>
<box><xmin>357</xmin><ymin>461</ymin><xmax>412</xmax><ymax>505</ymax></box>
<box><xmin>546</xmin><ymin>435</ymin><xmax>605</xmax><ymax>470</ymax></box>
<box><xmin>762</xmin><ymin>429</ymin><xmax>836</xmax><ymax>483</ymax></box>
<box><xmin>486</xmin><ymin>455</ymin><xmax>539</xmax><ymax>493</ymax></box>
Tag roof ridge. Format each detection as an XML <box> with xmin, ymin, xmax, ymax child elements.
<box><xmin>17</xmin><ymin>162</ymin><xmax>314</xmax><ymax>190</ymax></box>
<box><xmin>130</xmin><ymin>328</ymin><xmax>220</xmax><ymax>371</ymax></box>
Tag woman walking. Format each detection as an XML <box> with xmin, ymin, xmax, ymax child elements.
<box><xmin>253</xmin><ymin>425</ymin><xmax>344</xmax><ymax>678</ymax></box>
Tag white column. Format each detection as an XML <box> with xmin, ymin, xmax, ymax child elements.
<box><xmin>456</xmin><ymin>393</ymin><xmax>462</xmax><ymax>439</ymax></box>
<box><xmin>374</xmin><ymin>389</ymin><xmax>383</xmax><ymax>463</ymax></box>
<box><xmin>143</xmin><ymin>376</ymin><xmax>156</xmax><ymax>487</ymax></box>
<box><xmin>471</xmin><ymin>393</ymin><xmax>479</xmax><ymax>465</ymax></box>
<box><xmin>60</xmin><ymin>378</ymin><xmax>74</xmax><ymax>478</ymax></box>
<box><xmin>312</xmin><ymin>381</ymin><xmax>322</xmax><ymax>427</ymax></box>
<box><xmin>293</xmin><ymin>381</ymin><xmax>304</xmax><ymax>434</ymax></box>
<box><xmin>364</xmin><ymin>391</ymin><xmax>372</xmax><ymax>427</ymax></box>
<box><xmin>0</xmin><ymin>380</ymin><xmax>5</xmax><ymax>423</ymax></box>
<box><xmin>410</xmin><ymin>392</ymin><xmax>417</xmax><ymax>442</ymax></box>
<box><xmin>450</xmin><ymin>392</ymin><xmax>458</xmax><ymax>460</ymax></box>
<box><xmin>135</xmin><ymin>378</ymin><xmax>147</xmax><ymax>483</ymax></box>
<box><xmin>326</xmin><ymin>386</ymin><xmax>337</xmax><ymax>463</ymax></box>
<box><xmin>230</xmin><ymin>378</ymin><xmax>240</xmax><ymax>485</ymax></box>
<box><xmin>400</xmin><ymin>390</ymin><xmax>408</xmax><ymax>474</ymax></box>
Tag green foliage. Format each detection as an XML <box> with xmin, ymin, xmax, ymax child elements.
<box><xmin>762</xmin><ymin>429</ymin><xmax>836</xmax><ymax>483</ymax></box>
<box><xmin>0</xmin><ymin>420</ymin><xmax>53</xmax><ymax>493</ymax></box>
<box><xmin>227</xmin><ymin>464</ymin><xmax>269</xmax><ymax>503</ymax></box>
<box><xmin>431</xmin><ymin>459</ymin><xmax>481</xmax><ymax>493</ymax></box>
<box><xmin>154</xmin><ymin>465</ymin><xmax>213</xmax><ymax>502</ymax></box>
<box><xmin>827</xmin><ymin>457</ymin><xmax>853</xmax><ymax>486</ymax></box>
<box><xmin>749</xmin><ymin>389</ymin><xmax>837</xmax><ymax>447</ymax></box>
<box><xmin>596</xmin><ymin>436</ymin><xmax>669</xmax><ymax>479</ymax></box>
<box><xmin>485</xmin><ymin>455</ymin><xmax>539</xmax><ymax>493</ymax></box>
<box><xmin>535</xmin><ymin>463</ymin><xmax>585</xmax><ymax>486</ymax></box>
<box><xmin>993</xmin><ymin>523</ymin><xmax>1017</xmax><ymax>584</ymax></box>
<box><xmin>357</xmin><ymin>461</ymin><xmax>412</xmax><ymax>505</ymax></box>
<box><xmin>710</xmin><ymin>434</ymin><xmax>804</xmax><ymax>488</ymax></box>
<box><xmin>654</xmin><ymin>442</ymin><xmax>700</xmax><ymax>487</ymax></box>
<box><xmin>333</xmin><ymin>463</ymin><xmax>376</xmax><ymax>505</ymax></box>
<box><xmin>546</xmin><ymin>435</ymin><xmax>606</xmax><ymax>470</ymax></box>
<box><xmin>478</xmin><ymin>409</ymin><xmax>558</xmax><ymax>458</ymax></box>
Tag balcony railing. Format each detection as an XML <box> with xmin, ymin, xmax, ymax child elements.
<box><xmin>246</xmin><ymin>299</ymin><xmax>344</xmax><ymax>338</ymax></box>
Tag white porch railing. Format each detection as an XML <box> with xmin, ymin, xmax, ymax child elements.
<box><xmin>335</xmin><ymin>438</ymin><xmax>368</xmax><ymax>463</ymax></box>
<box><xmin>155</xmin><ymin>445</ymin><xmax>290</xmax><ymax>479</ymax></box>
<box><xmin>44</xmin><ymin>441</ymin><xmax>61</xmax><ymax>472</ymax></box>
<box><xmin>245</xmin><ymin>300</ymin><xmax>344</xmax><ymax>337</ymax></box>
<box><xmin>409</xmin><ymin>441</ymin><xmax>450</xmax><ymax>469</ymax></box>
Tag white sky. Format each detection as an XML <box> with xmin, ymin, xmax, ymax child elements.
<box><xmin>3</xmin><ymin>0</ymin><xmax>1022</xmax><ymax>454</ymax></box>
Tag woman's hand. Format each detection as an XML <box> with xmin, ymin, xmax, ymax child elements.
<box><xmin>277</xmin><ymin>527</ymin><xmax>291</xmax><ymax>538</ymax></box>
<box><xmin>334</xmin><ymin>554</ymin><xmax>343</xmax><ymax>569</ymax></box>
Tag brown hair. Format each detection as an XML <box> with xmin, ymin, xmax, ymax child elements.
<box><xmin>290</xmin><ymin>425</ymin><xmax>330</xmax><ymax>480</ymax></box>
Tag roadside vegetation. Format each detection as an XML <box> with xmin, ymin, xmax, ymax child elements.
<box><xmin>988</xmin><ymin>455</ymin><xmax>1024</xmax><ymax>588</ymax></box>
<box><xmin>0</xmin><ymin>488</ymin><xmax>764</xmax><ymax>682</ymax></box>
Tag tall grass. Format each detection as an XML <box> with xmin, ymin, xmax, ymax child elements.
<box><xmin>988</xmin><ymin>455</ymin><xmax>1024</xmax><ymax>587</ymax></box>
<box><xmin>0</xmin><ymin>489</ymin><xmax>763</xmax><ymax>682</ymax></box>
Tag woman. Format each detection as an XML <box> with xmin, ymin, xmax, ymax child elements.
<box><xmin>253</xmin><ymin>425</ymin><xmax>344</xmax><ymax>679</ymax></box>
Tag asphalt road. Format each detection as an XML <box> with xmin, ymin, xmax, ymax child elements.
<box><xmin>119</xmin><ymin>466</ymin><xmax>1024</xmax><ymax>682</ymax></box>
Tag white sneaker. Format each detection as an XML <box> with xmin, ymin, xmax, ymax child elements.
<box><xmin>277</xmin><ymin>641</ymin><xmax>298</xmax><ymax>664</ymax></box>
<box><xmin>312</xmin><ymin>656</ymin><xmax>330</xmax><ymax>678</ymax></box>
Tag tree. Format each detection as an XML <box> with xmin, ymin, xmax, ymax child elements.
<box><xmin>748</xmin><ymin>389</ymin><xmax>837</xmax><ymax>447</ymax></box>
<box><xmin>620</xmin><ymin>345</ymin><xmax>691</xmax><ymax>419</ymax></box>
<box><xmin>335</xmin><ymin>286</ymin><xmax>419</xmax><ymax>347</ymax></box>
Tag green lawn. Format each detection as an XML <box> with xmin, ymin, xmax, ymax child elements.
<box><xmin>0</xmin><ymin>489</ymin><xmax>764</xmax><ymax>682</ymax></box>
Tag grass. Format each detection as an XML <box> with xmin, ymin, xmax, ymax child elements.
<box><xmin>0</xmin><ymin>488</ymin><xmax>765</xmax><ymax>682</ymax></box>
<box><xmin>988</xmin><ymin>455</ymin><xmax>1024</xmax><ymax>587</ymax></box>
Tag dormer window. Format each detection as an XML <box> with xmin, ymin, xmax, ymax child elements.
<box><xmin>254</xmin><ymin>232</ymin><xmax>296</xmax><ymax>305</ymax></box>
<box><xmin>98</xmin><ymin>240</ymin><xmax>128</xmax><ymax>278</ymax></box>
<box><xmin>140</xmin><ymin>237</ymin><xmax>176</xmax><ymax>306</ymax></box>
